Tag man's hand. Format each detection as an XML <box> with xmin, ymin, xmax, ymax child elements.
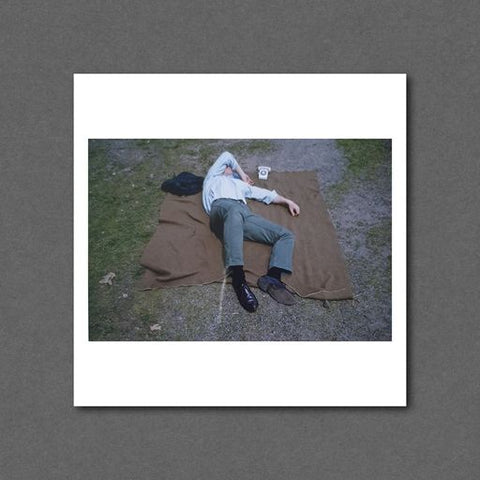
<box><xmin>286</xmin><ymin>199</ymin><xmax>300</xmax><ymax>216</ymax></box>
<box><xmin>241</xmin><ymin>174</ymin><xmax>254</xmax><ymax>185</ymax></box>
<box><xmin>235</xmin><ymin>165</ymin><xmax>254</xmax><ymax>185</ymax></box>
<box><xmin>272</xmin><ymin>194</ymin><xmax>300</xmax><ymax>216</ymax></box>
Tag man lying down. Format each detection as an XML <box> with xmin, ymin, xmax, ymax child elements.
<box><xmin>202</xmin><ymin>151</ymin><xmax>301</xmax><ymax>312</ymax></box>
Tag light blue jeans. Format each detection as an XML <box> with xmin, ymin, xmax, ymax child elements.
<box><xmin>209</xmin><ymin>198</ymin><xmax>294</xmax><ymax>272</ymax></box>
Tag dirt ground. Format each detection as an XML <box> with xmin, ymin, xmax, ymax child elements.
<box><xmin>89</xmin><ymin>139</ymin><xmax>391</xmax><ymax>341</ymax></box>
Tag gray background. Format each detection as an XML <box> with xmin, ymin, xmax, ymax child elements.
<box><xmin>1</xmin><ymin>1</ymin><xmax>478</xmax><ymax>479</ymax></box>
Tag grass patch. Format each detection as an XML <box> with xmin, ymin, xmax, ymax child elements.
<box><xmin>366</xmin><ymin>219</ymin><xmax>392</xmax><ymax>299</ymax></box>
<box><xmin>366</xmin><ymin>257</ymin><xmax>392</xmax><ymax>299</ymax></box>
<box><xmin>336</xmin><ymin>139</ymin><xmax>390</xmax><ymax>179</ymax></box>
<box><xmin>89</xmin><ymin>149</ymin><xmax>162</xmax><ymax>280</ymax></box>
<box><xmin>229</xmin><ymin>140</ymin><xmax>274</xmax><ymax>156</ymax></box>
<box><xmin>88</xmin><ymin>143</ymin><xmax>165</xmax><ymax>340</ymax></box>
<box><xmin>135</xmin><ymin>139</ymin><xmax>194</xmax><ymax>150</ymax></box>
<box><xmin>326</xmin><ymin>139</ymin><xmax>391</xmax><ymax>208</ymax></box>
<box><xmin>325</xmin><ymin>178</ymin><xmax>350</xmax><ymax>205</ymax></box>
<box><xmin>366</xmin><ymin>218</ymin><xmax>391</xmax><ymax>253</ymax></box>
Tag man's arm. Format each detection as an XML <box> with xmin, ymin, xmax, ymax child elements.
<box><xmin>272</xmin><ymin>194</ymin><xmax>300</xmax><ymax>216</ymax></box>
<box><xmin>205</xmin><ymin>151</ymin><xmax>254</xmax><ymax>185</ymax></box>
<box><xmin>205</xmin><ymin>152</ymin><xmax>239</xmax><ymax>180</ymax></box>
<box><xmin>244</xmin><ymin>187</ymin><xmax>300</xmax><ymax>216</ymax></box>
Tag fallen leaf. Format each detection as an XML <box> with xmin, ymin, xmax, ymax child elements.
<box><xmin>99</xmin><ymin>272</ymin><xmax>116</xmax><ymax>285</ymax></box>
<box><xmin>150</xmin><ymin>324</ymin><xmax>162</xmax><ymax>332</ymax></box>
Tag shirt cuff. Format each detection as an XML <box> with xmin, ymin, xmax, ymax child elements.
<box><xmin>264</xmin><ymin>189</ymin><xmax>278</xmax><ymax>204</ymax></box>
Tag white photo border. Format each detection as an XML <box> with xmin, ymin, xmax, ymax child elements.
<box><xmin>74</xmin><ymin>74</ymin><xmax>406</xmax><ymax>406</ymax></box>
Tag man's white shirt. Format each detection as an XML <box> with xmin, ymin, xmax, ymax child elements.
<box><xmin>202</xmin><ymin>152</ymin><xmax>277</xmax><ymax>214</ymax></box>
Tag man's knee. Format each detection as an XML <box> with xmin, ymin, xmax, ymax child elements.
<box><xmin>224</xmin><ymin>215</ymin><xmax>243</xmax><ymax>235</ymax></box>
<box><xmin>281</xmin><ymin>228</ymin><xmax>295</xmax><ymax>243</ymax></box>
<box><xmin>224</xmin><ymin>207</ymin><xmax>245</xmax><ymax>226</ymax></box>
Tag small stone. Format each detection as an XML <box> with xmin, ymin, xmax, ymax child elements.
<box><xmin>99</xmin><ymin>272</ymin><xmax>116</xmax><ymax>285</ymax></box>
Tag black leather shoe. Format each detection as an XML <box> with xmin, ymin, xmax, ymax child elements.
<box><xmin>233</xmin><ymin>281</ymin><xmax>259</xmax><ymax>312</ymax></box>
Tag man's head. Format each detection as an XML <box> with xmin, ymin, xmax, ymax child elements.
<box><xmin>224</xmin><ymin>166</ymin><xmax>233</xmax><ymax>176</ymax></box>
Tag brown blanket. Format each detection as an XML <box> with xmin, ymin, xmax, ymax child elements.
<box><xmin>140</xmin><ymin>171</ymin><xmax>353</xmax><ymax>300</ymax></box>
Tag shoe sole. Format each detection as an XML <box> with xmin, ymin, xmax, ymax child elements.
<box><xmin>257</xmin><ymin>276</ymin><xmax>296</xmax><ymax>305</ymax></box>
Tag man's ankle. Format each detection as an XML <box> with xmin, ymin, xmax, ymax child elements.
<box><xmin>230</xmin><ymin>265</ymin><xmax>245</xmax><ymax>286</ymax></box>
<box><xmin>267</xmin><ymin>267</ymin><xmax>284</xmax><ymax>281</ymax></box>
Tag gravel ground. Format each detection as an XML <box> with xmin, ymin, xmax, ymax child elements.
<box><xmin>90</xmin><ymin>139</ymin><xmax>391</xmax><ymax>341</ymax></box>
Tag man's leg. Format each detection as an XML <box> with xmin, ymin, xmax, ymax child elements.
<box><xmin>209</xmin><ymin>199</ymin><xmax>258</xmax><ymax>312</ymax></box>
<box><xmin>210</xmin><ymin>199</ymin><xmax>246</xmax><ymax>267</ymax></box>
<box><xmin>243</xmin><ymin>212</ymin><xmax>296</xmax><ymax>305</ymax></box>
<box><xmin>242</xmin><ymin>213</ymin><xmax>295</xmax><ymax>273</ymax></box>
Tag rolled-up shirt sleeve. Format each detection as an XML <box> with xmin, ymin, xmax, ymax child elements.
<box><xmin>245</xmin><ymin>185</ymin><xmax>278</xmax><ymax>204</ymax></box>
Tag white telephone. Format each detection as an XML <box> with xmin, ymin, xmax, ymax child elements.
<box><xmin>257</xmin><ymin>166</ymin><xmax>271</xmax><ymax>180</ymax></box>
